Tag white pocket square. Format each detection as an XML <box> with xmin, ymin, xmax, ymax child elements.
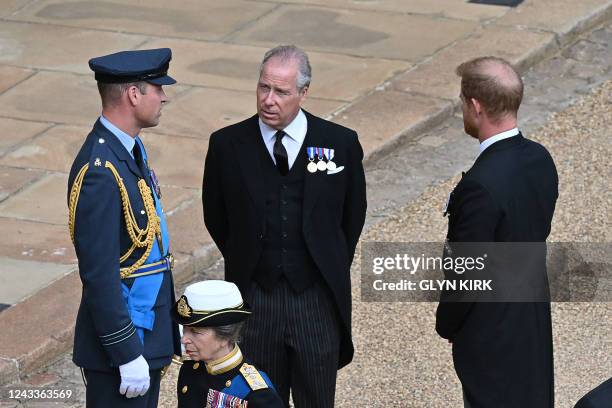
<box><xmin>327</xmin><ymin>166</ymin><xmax>344</xmax><ymax>175</ymax></box>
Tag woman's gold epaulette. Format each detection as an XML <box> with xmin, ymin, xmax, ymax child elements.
<box><xmin>67</xmin><ymin>158</ymin><xmax>161</xmax><ymax>279</ymax></box>
<box><xmin>239</xmin><ymin>363</ymin><xmax>269</xmax><ymax>391</ymax></box>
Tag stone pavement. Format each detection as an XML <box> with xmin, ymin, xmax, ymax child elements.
<box><xmin>0</xmin><ymin>0</ymin><xmax>611</xmax><ymax>391</ymax></box>
<box><xmin>1</xmin><ymin>13</ymin><xmax>610</xmax><ymax>407</ymax></box>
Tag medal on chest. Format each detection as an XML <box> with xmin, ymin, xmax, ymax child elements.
<box><xmin>306</xmin><ymin>147</ymin><xmax>318</xmax><ymax>173</ymax></box>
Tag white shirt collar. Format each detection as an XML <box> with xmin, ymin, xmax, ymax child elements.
<box><xmin>258</xmin><ymin>109</ymin><xmax>307</xmax><ymax>144</ymax></box>
<box><xmin>99</xmin><ymin>115</ymin><xmax>136</xmax><ymax>157</ymax></box>
<box><xmin>479</xmin><ymin>127</ymin><xmax>519</xmax><ymax>154</ymax></box>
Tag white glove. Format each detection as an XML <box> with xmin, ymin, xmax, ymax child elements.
<box><xmin>119</xmin><ymin>355</ymin><xmax>150</xmax><ymax>398</ymax></box>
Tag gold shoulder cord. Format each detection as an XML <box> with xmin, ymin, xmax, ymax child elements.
<box><xmin>69</xmin><ymin>163</ymin><xmax>89</xmax><ymax>245</ymax></box>
<box><xmin>68</xmin><ymin>161</ymin><xmax>161</xmax><ymax>279</ymax></box>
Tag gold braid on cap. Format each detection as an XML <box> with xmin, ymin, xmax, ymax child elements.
<box><xmin>68</xmin><ymin>161</ymin><xmax>161</xmax><ymax>279</ymax></box>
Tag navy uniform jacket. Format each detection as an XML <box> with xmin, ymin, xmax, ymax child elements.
<box><xmin>177</xmin><ymin>359</ymin><xmax>283</xmax><ymax>407</ymax></box>
<box><xmin>68</xmin><ymin>119</ymin><xmax>181</xmax><ymax>371</ymax></box>
<box><xmin>436</xmin><ymin>134</ymin><xmax>558</xmax><ymax>407</ymax></box>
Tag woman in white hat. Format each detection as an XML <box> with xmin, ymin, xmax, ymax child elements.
<box><xmin>173</xmin><ymin>280</ymin><xmax>283</xmax><ymax>408</ymax></box>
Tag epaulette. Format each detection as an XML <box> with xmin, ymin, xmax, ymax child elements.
<box><xmin>68</xmin><ymin>136</ymin><xmax>113</xmax><ymax>244</ymax></box>
<box><xmin>88</xmin><ymin>135</ymin><xmax>112</xmax><ymax>170</ymax></box>
<box><xmin>238</xmin><ymin>363</ymin><xmax>268</xmax><ymax>391</ymax></box>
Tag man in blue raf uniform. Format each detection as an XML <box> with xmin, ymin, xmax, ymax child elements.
<box><xmin>67</xmin><ymin>48</ymin><xmax>181</xmax><ymax>407</ymax></box>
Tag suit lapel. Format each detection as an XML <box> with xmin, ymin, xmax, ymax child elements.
<box><xmin>95</xmin><ymin>120</ymin><xmax>144</xmax><ymax>179</ymax></box>
<box><xmin>232</xmin><ymin>111</ymin><xmax>326</xmax><ymax>222</ymax></box>
<box><xmin>302</xmin><ymin>111</ymin><xmax>326</xmax><ymax>224</ymax></box>
<box><xmin>232</xmin><ymin>115</ymin><xmax>265</xmax><ymax>215</ymax></box>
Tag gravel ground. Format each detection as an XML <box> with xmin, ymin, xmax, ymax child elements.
<box><xmin>155</xmin><ymin>83</ymin><xmax>611</xmax><ymax>408</ymax></box>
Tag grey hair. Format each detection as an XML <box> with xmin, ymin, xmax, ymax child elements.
<box><xmin>210</xmin><ymin>322</ymin><xmax>244</xmax><ymax>345</ymax></box>
<box><xmin>97</xmin><ymin>81</ymin><xmax>148</xmax><ymax>108</ymax></box>
<box><xmin>259</xmin><ymin>45</ymin><xmax>311</xmax><ymax>90</ymax></box>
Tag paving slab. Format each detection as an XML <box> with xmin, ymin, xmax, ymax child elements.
<box><xmin>0</xmin><ymin>359</ymin><xmax>19</xmax><ymax>389</ymax></box>
<box><xmin>0</xmin><ymin>118</ymin><xmax>51</xmax><ymax>157</ymax></box>
<box><xmin>0</xmin><ymin>257</ymin><xmax>73</xmax><ymax>305</ymax></box>
<box><xmin>141</xmin><ymin>38</ymin><xmax>409</xmax><ymax>101</ymax></box>
<box><xmin>589</xmin><ymin>21</ymin><xmax>612</xmax><ymax>43</ymax></box>
<box><xmin>0</xmin><ymin>124</ymin><xmax>88</xmax><ymax>172</ymax></box>
<box><xmin>11</xmin><ymin>0</ymin><xmax>276</xmax><ymax>41</ymax></box>
<box><xmin>139</xmin><ymin>133</ymin><xmax>207</xmax><ymax>189</ymax></box>
<box><xmin>0</xmin><ymin>217</ymin><xmax>75</xmax><ymax>264</ymax></box>
<box><xmin>0</xmin><ymin>173</ymin><xmax>68</xmax><ymax>225</ymax></box>
<box><xmin>155</xmin><ymin>87</ymin><xmax>344</xmax><ymax>139</ymax></box>
<box><xmin>0</xmin><ymin>271</ymin><xmax>80</xmax><ymax>376</ymax></box>
<box><xmin>230</xmin><ymin>5</ymin><xmax>478</xmax><ymax>61</ymax></box>
<box><xmin>0</xmin><ymin>66</ymin><xmax>34</xmax><ymax>95</ymax></box>
<box><xmin>0</xmin><ymin>167</ymin><xmax>45</xmax><ymax>203</ymax></box>
<box><xmin>333</xmin><ymin>90</ymin><xmax>452</xmax><ymax>157</ymax></box>
<box><xmin>0</xmin><ymin>75</ymin><xmax>188</xmax><ymax>131</ymax></box>
<box><xmin>252</xmin><ymin>0</ymin><xmax>509</xmax><ymax>21</ymax></box>
<box><xmin>0</xmin><ymin>21</ymin><xmax>146</xmax><ymax>73</ymax></box>
<box><xmin>166</xmin><ymin>198</ymin><xmax>213</xmax><ymax>258</ymax></box>
<box><xmin>562</xmin><ymin>38</ymin><xmax>612</xmax><ymax>70</ymax></box>
<box><xmin>155</xmin><ymin>186</ymin><xmax>198</xmax><ymax>214</ymax></box>
<box><xmin>0</xmin><ymin>72</ymin><xmax>101</xmax><ymax>125</ymax></box>
<box><xmin>498</xmin><ymin>0</ymin><xmax>612</xmax><ymax>43</ymax></box>
<box><xmin>391</xmin><ymin>25</ymin><xmax>556</xmax><ymax>100</ymax></box>
<box><xmin>0</xmin><ymin>0</ymin><xmax>28</xmax><ymax>17</ymax></box>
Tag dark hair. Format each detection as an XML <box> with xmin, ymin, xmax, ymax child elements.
<box><xmin>97</xmin><ymin>81</ymin><xmax>148</xmax><ymax>107</ymax></box>
<box><xmin>456</xmin><ymin>56</ymin><xmax>523</xmax><ymax>121</ymax></box>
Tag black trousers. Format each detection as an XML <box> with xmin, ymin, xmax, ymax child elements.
<box><xmin>83</xmin><ymin>368</ymin><xmax>161</xmax><ymax>408</ymax></box>
<box><xmin>241</xmin><ymin>279</ymin><xmax>341</xmax><ymax>408</ymax></box>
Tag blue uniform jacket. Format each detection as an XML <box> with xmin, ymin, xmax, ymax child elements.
<box><xmin>68</xmin><ymin>119</ymin><xmax>181</xmax><ymax>371</ymax></box>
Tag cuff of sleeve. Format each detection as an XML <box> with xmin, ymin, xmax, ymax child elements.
<box><xmin>99</xmin><ymin>322</ymin><xmax>143</xmax><ymax>366</ymax></box>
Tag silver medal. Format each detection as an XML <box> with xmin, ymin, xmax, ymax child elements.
<box><xmin>307</xmin><ymin>161</ymin><xmax>318</xmax><ymax>173</ymax></box>
<box><xmin>326</xmin><ymin>161</ymin><xmax>337</xmax><ymax>171</ymax></box>
<box><xmin>317</xmin><ymin>160</ymin><xmax>327</xmax><ymax>171</ymax></box>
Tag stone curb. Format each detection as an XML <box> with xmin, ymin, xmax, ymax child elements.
<box><xmin>0</xmin><ymin>2</ymin><xmax>610</xmax><ymax>387</ymax></box>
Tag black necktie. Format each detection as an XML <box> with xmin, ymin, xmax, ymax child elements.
<box><xmin>273</xmin><ymin>130</ymin><xmax>289</xmax><ymax>176</ymax></box>
<box><xmin>132</xmin><ymin>143</ymin><xmax>148</xmax><ymax>179</ymax></box>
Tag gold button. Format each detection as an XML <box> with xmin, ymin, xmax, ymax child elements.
<box><xmin>181</xmin><ymin>385</ymin><xmax>188</xmax><ymax>394</ymax></box>
<box><xmin>193</xmin><ymin>362</ymin><xmax>200</xmax><ymax>369</ymax></box>
<box><xmin>225</xmin><ymin>380</ymin><xmax>232</xmax><ymax>387</ymax></box>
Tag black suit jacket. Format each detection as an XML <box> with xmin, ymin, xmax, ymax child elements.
<box><xmin>574</xmin><ymin>378</ymin><xmax>612</xmax><ymax>408</ymax></box>
<box><xmin>202</xmin><ymin>111</ymin><xmax>367</xmax><ymax>368</ymax></box>
<box><xmin>436</xmin><ymin>134</ymin><xmax>558</xmax><ymax>407</ymax></box>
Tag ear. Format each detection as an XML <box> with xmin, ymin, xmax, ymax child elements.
<box><xmin>470</xmin><ymin>98</ymin><xmax>482</xmax><ymax>115</ymax></box>
<box><xmin>126</xmin><ymin>85</ymin><xmax>140</xmax><ymax>107</ymax></box>
<box><xmin>299</xmin><ymin>86</ymin><xmax>308</xmax><ymax>102</ymax></box>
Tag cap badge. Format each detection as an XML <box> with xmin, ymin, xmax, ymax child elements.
<box><xmin>177</xmin><ymin>296</ymin><xmax>192</xmax><ymax>318</ymax></box>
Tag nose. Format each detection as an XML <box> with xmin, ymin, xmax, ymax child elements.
<box><xmin>181</xmin><ymin>335</ymin><xmax>189</xmax><ymax>345</ymax></box>
<box><xmin>263</xmin><ymin>90</ymin><xmax>276</xmax><ymax>106</ymax></box>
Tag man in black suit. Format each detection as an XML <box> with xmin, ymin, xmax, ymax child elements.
<box><xmin>574</xmin><ymin>378</ymin><xmax>612</xmax><ymax>408</ymax></box>
<box><xmin>436</xmin><ymin>56</ymin><xmax>558</xmax><ymax>407</ymax></box>
<box><xmin>202</xmin><ymin>45</ymin><xmax>367</xmax><ymax>407</ymax></box>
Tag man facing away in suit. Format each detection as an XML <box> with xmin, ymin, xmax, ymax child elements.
<box><xmin>201</xmin><ymin>45</ymin><xmax>367</xmax><ymax>407</ymax></box>
<box><xmin>436</xmin><ymin>57</ymin><xmax>558</xmax><ymax>408</ymax></box>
